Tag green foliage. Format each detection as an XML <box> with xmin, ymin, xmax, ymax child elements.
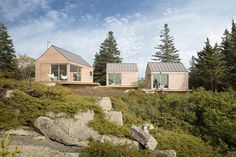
<box><xmin>93</xmin><ymin>31</ymin><xmax>122</xmax><ymax>85</ymax></box>
<box><xmin>152</xmin><ymin>23</ymin><xmax>180</xmax><ymax>62</ymax></box>
<box><xmin>150</xmin><ymin>128</ymin><xmax>217</xmax><ymax>157</ymax></box>
<box><xmin>121</xmin><ymin>89</ymin><xmax>236</xmax><ymax>155</ymax></box>
<box><xmin>111</xmin><ymin>97</ymin><xmax>143</xmax><ymax>125</ymax></box>
<box><xmin>89</xmin><ymin>114</ymin><xmax>130</xmax><ymax>137</ymax></box>
<box><xmin>193</xmin><ymin>39</ymin><xmax>226</xmax><ymax>91</ymax></box>
<box><xmin>17</xmin><ymin>54</ymin><xmax>36</xmax><ymax>81</ymax></box>
<box><xmin>80</xmin><ymin>141</ymin><xmax>152</xmax><ymax>157</ymax></box>
<box><xmin>190</xmin><ymin>20</ymin><xmax>236</xmax><ymax>91</ymax></box>
<box><xmin>0</xmin><ymin>78</ymin><xmax>235</xmax><ymax>156</ymax></box>
<box><xmin>0</xmin><ymin>134</ymin><xmax>21</xmax><ymax>157</ymax></box>
<box><xmin>0</xmin><ymin>78</ymin><xmax>99</xmax><ymax>129</ymax></box>
<box><xmin>0</xmin><ymin>23</ymin><xmax>19</xmax><ymax>79</ymax></box>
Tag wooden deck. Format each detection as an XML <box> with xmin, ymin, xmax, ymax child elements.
<box><xmin>57</xmin><ymin>82</ymin><xmax>100</xmax><ymax>87</ymax></box>
<box><xmin>142</xmin><ymin>88</ymin><xmax>192</xmax><ymax>93</ymax></box>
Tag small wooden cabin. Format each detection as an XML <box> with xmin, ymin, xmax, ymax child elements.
<box><xmin>106</xmin><ymin>63</ymin><xmax>138</xmax><ymax>88</ymax></box>
<box><xmin>35</xmin><ymin>45</ymin><xmax>93</xmax><ymax>83</ymax></box>
<box><xmin>145</xmin><ymin>62</ymin><xmax>188</xmax><ymax>91</ymax></box>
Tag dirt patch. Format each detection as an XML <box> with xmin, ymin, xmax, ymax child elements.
<box><xmin>71</xmin><ymin>87</ymin><xmax>134</xmax><ymax>97</ymax></box>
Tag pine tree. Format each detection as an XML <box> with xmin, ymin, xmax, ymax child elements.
<box><xmin>189</xmin><ymin>56</ymin><xmax>200</xmax><ymax>89</ymax></box>
<box><xmin>152</xmin><ymin>24</ymin><xmax>180</xmax><ymax>62</ymax></box>
<box><xmin>0</xmin><ymin>22</ymin><xmax>19</xmax><ymax>78</ymax></box>
<box><xmin>227</xmin><ymin>20</ymin><xmax>236</xmax><ymax>89</ymax></box>
<box><xmin>220</xmin><ymin>29</ymin><xmax>231</xmax><ymax>88</ymax></box>
<box><xmin>195</xmin><ymin>38</ymin><xmax>226</xmax><ymax>91</ymax></box>
<box><xmin>94</xmin><ymin>31</ymin><xmax>122</xmax><ymax>85</ymax></box>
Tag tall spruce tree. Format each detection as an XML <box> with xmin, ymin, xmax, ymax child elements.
<box><xmin>152</xmin><ymin>24</ymin><xmax>180</xmax><ymax>62</ymax></box>
<box><xmin>189</xmin><ymin>56</ymin><xmax>201</xmax><ymax>89</ymax></box>
<box><xmin>195</xmin><ymin>39</ymin><xmax>226</xmax><ymax>91</ymax></box>
<box><xmin>0</xmin><ymin>22</ymin><xmax>19</xmax><ymax>78</ymax></box>
<box><xmin>227</xmin><ymin>20</ymin><xmax>236</xmax><ymax>89</ymax></box>
<box><xmin>220</xmin><ymin>29</ymin><xmax>231</xmax><ymax>88</ymax></box>
<box><xmin>94</xmin><ymin>31</ymin><xmax>122</xmax><ymax>85</ymax></box>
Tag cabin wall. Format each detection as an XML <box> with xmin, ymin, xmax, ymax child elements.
<box><xmin>168</xmin><ymin>73</ymin><xmax>188</xmax><ymax>90</ymax></box>
<box><xmin>145</xmin><ymin>71</ymin><xmax>188</xmax><ymax>90</ymax></box>
<box><xmin>80</xmin><ymin>66</ymin><xmax>93</xmax><ymax>83</ymax></box>
<box><xmin>106</xmin><ymin>72</ymin><xmax>138</xmax><ymax>87</ymax></box>
<box><xmin>121</xmin><ymin>72</ymin><xmax>138</xmax><ymax>86</ymax></box>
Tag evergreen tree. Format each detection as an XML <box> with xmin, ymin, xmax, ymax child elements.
<box><xmin>227</xmin><ymin>20</ymin><xmax>236</xmax><ymax>89</ymax></box>
<box><xmin>0</xmin><ymin>22</ymin><xmax>19</xmax><ymax>78</ymax></box>
<box><xmin>94</xmin><ymin>31</ymin><xmax>122</xmax><ymax>85</ymax></box>
<box><xmin>152</xmin><ymin>24</ymin><xmax>180</xmax><ymax>62</ymax></box>
<box><xmin>189</xmin><ymin>56</ymin><xmax>201</xmax><ymax>89</ymax></box>
<box><xmin>195</xmin><ymin>39</ymin><xmax>226</xmax><ymax>91</ymax></box>
<box><xmin>220</xmin><ymin>29</ymin><xmax>231</xmax><ymax>88</ymax></box>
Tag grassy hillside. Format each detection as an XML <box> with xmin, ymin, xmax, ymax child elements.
<box><xmin>0</xmin><ymin>78</ymin><xmax>235</xmax><ymax>156</ymax></box>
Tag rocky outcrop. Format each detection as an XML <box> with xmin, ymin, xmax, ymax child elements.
<box><xmin>5</xmin><ymin>128</ymin><xmax>40</xmax><ymax>136</ymax></box>
<box><xmin>131</xmin><ymin>124</ymin><xmax>158</xmax><ymax>150</ymax></box>
<box><xmin>153</xmin><ymin>150</ymin><xmax>176</xmax><ymax>157</ymax></box>
<box><xmin>34</xmin><ymin>116</ymin><xmax>87</xmax><ymax>147</ymax></box>
<box><xmin>54</xmin><ymin>110</ymin><xmax>101</xmax><ymax>141</ymax></box>
<box><xmin>100</xmin><ymin>134</ymin><xmax>139</xmax><ymax>149</ymax></box>
<box><xmin>9</xmin><ymin>145</ymin><xmax>78</xmax><ymax>157</ymax></box>
<box><xmin>105</xmin><ymin>111</ymin><xmax>123</xmax><ymax>126</ymax></box>
<box><xmin>98</xmin><ymin>97</ymin><xmax>112</xmax><ymax>111</ymax></box>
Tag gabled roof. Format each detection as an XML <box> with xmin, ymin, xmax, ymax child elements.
<box><xmin>51</xmin><ymin>45</ymin><xmax>92</xmax><ymax>67</ymax></box>
<box><xmin>147</xmin><ymin>62</ymin><xmax>187</xmax><ymax>72</ymax></box>
<box><xmin>107</xmin><ymin>63</ymin><xmax>138</xmax><ymax>72</ymax></box>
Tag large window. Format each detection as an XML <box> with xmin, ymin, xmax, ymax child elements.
<box><xmin>51</xmin><ymin>64</ymin><xmax>67</xmax><ymax>81</ymax></box>
<box><xmin>153</xmin><ymin>74</ymin><xmax>168</xmax><ymax>88</ymax></box>
<box><xmin>108</xmin><ymin>73</ymin><xmax>121</xmax><ymax>85</ymax></box>
<box><xmin>70</xmin><ymin>65</ymin><xmax>81</xmax><ymax>81</ymax></box>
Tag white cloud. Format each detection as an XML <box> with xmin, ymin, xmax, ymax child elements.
<box><xmin>0</xmin><ymin>0</ymin><xmax>50</xmax><ymax>21</ymax></box>
<box><xmin>5</xmin><ymin>0</ymin><xmax>236</xmax><ymax>77</ymax></box>
<box><xmin>163</xmin><ymin>8</ymin><xmax>178</xmax><ymax>16</ymax></box>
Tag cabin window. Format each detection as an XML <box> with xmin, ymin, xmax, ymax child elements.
<box><xmin>108</xmin><ymin>73</ymin><xmax>121</xmax><ymax>85</ymax></box>
<box><xmin>153</xmin><ymin>74</ymin><xmax>168</xmax><ymax>88</ymax></box>
<box><xmin>70</xmin><ymin>65</ymin><xmax>81</xmax><ymax>81</ymax></box>
<box><xmin>51</xmin><ymin>64</ymin><xmax>67</xmax><ymax>81</ymax></box>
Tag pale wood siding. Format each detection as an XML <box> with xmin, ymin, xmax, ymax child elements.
<box><xmin>168</xmin><ymin>73</ymin><xmax>188</xmax><ymax>90</ymax></box>
<box><xmin>81</xmin><ymin>66</ymin><xmax>93</xmax><ymax>83</ymax></box>
<box><xmin>35</xmin><ymin>46</ymin><xmax>93</xmax><ymax>83</ymax></box>
<box><xmin>121</xmin><ymin>72</ymin><xmax>138</xmax><ymax>86</ymax></box>
<box><xmin>106</xmin><ymin>72</ymin><xmax>138</xmax><ymax>87</ymax></box>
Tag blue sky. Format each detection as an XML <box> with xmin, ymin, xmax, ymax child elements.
<box><xmin>0</xmin><ymin>0</ymin><xmax>235</xmax><ymax>76</ymax></box>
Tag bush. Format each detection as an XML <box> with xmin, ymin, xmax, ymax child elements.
<box><xmin>80</xmin><ymin>141</ymin><xmax>152</xmax><ymax>157</ymax></box>
<box><xmin>121</xmin><ymin>89</ymin><xmax>236</xmax><ymax>155</ymax></box>
<box><xmin>0</xmin><ymin>78</ymin><xmax>99</xmax><ymax>129</ymax></box>
<box><xmin>89</xmin><ymin>114</ymin><xmax>130</xmax><ymax>137</ymax></box>
<box><xmin>150</xmin><ymin>128</ymin><xmax>218</xmax><ymax>157</ymax></box>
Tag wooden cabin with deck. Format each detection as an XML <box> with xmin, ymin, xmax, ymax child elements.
<box><xmin>35</xmin><ymin>45</ymin><xmax>94</xmax><ymax>84</ymax></box>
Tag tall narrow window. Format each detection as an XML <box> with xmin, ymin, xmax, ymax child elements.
<box><xmin>70</xmin><ymin>64</ymin><xmax>81</xmax><ymax>81</ymax></box>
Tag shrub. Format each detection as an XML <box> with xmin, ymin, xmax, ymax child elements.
<box><xmin>0</xmin><ymin>133</ymin><xmax>21</xmax><ymax>157</ymax></box>
<box><xmin>150</xmin><ymin>128</ymin><xmax>218</xmax><ymax>157</ymax></box>
<box><xmin>80</xmin><ymin>141</ymin><xmax>152</xmax><ymax>157</ymax></box>
<box><xmin>89</xmin><ymin>114</ymin><xmax>130</xmax><ymax>137</ymax></box>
